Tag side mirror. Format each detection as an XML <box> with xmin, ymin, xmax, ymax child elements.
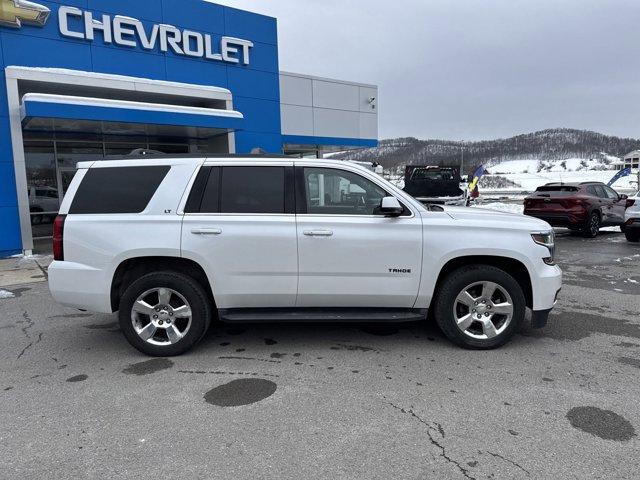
<box><xmin>379</xmin><ymin>196</ymin><xmax>403</xmax><ymax>217</ymax></box>
<box><xmin>620</xmin><ymin>194</ymin><xmax>628</xmax><ymax>201</ymax></box>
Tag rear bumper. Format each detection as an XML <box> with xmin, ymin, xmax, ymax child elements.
<box><xmin>48</xmin><ymin>261</ymin><xmax>112</xmax><ymax>313</ymax></box>
<box><xmin>524</xmin><ymin>212</ymin><xmax>585</xmax><ymax>228</ymax></box>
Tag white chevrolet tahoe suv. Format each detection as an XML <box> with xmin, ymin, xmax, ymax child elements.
<box><xmin>48</xmin><ymin>155</ymin><xmax>562</xmax><ymax>356</ymax></box>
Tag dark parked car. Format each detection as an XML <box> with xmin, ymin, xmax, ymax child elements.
<box><xmin>524</xmin><ymin>182</ymin><xmax>628</xmax><ymax>237</ymax></box>
<box><xmin>403</xmin><ymin>166</ymin><xmax>467</xmax><ymax>205</ymax></box>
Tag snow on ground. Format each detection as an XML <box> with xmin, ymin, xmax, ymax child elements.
<box><xmin>10</xmin><ymin>253</ymin><xmax>50</xmax><ymax>260</ymax></box>
<box><xmin>0</xmin><ymin>289</ymin><xmax>15</xmax><ymax>299</ymax></box>
<box><xmin>471</xmin><ymin>201</ymin><xmax>524</xmax><ymax>214</ymax></box>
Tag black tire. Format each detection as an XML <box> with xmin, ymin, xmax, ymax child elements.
<box><xmin>620</xmin><ymin>224</ymin><xmax>626</xmax><ymax>233</ymax></box>
<box><xmin>433</xmin><ymin>265</ymin><xmax>526</xmax><ymax>349</ymax></box>
<box><xmin>625</xmin><ymin>229</ymin><xmax>640</xmax><ymax>243</ymax></box>
<box><xmin>582</xmin><ymin>211</ymin><xmax>600</xmax><ymax>238</ymax></box>
<box><xmin>119</xmin><ymin>271</ymin><xmax>212</xmax><ymax>356</ymax></box>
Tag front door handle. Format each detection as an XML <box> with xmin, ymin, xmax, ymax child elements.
<box><xmin>191</xmin><ymin>228</ymin><xmax>223</xmax><ymax>235</ymax></box>
<box><xmin>303</xmin><ymin>229</ymin><xmax>334</xmax><ymax>237</ymax></box>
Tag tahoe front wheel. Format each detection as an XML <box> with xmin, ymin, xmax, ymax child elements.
<box><xmin>119</xmin><ymin>271</ymin><xmax>212</xmax><ymax>356</ymax></box>
<box><xmin>434</xmin><ymin>265</ymin><xmax>526</xmax><ymax>349</ymax></box>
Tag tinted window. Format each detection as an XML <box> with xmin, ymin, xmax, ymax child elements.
<box><xmin>69</xmin><ymin>166</ymin><xmax>169</xmax><ymax>214</ymax></box>
<box><xmin>603</xmin><ymin>186</ymin><xmax>619</xmax><ymax>200</ymax></box>
<box><xmin>586</xmin><ymin>186</ymin><xmax>598</xmax><ymax>197</ymax></box>
<box><xmin>220</xmin><ymin>167</ymin><xmax>285</xmax><ymax>214</ymax></box>
<box><xmin>200</xmin><ymin>167</ymin><xmax>221</xmax><ymax>212</ymax></box>
<box><xmin>593</xmin><ymin>185</ymin><xmax>607</xmax><ymax>198</ymax></box>
<box><xmin>184</xmin><ymin>167</ymin><xmax>221</xmax><ymax>214</ymax></box>
<box><xmin>412</xmin><ymin>169</ymin><xmax>454</xmax><ymax>181</ymax></box>
<box><xmin>303</xmin><ymin>168</ymin><xmax>387</xmax><ymax>215</ymax></box>
<box><xmin>536</xmin><ymin>186</ymin><xmax>578</xmax><ymax>193</ymax></box>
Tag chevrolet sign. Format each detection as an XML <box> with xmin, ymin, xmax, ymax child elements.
<box><xmin>58</xmin><ymin>6</ymin><xmax>254</xmax><ymax>65</ymax></box>
<box><xmin>0</xmin><ymin>0</ymin><xmax>50</xmax><ymax>28</ymax></box>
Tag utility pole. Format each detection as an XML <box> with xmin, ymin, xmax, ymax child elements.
<box><xmin>460</xmin><ymin>141</ymin><xmax>465</xmax><ymax>178</ymax></box>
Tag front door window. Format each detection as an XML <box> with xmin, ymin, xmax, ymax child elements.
<box><xmin>303</xmin><ymin>167</ymin><xmax>387</xmax><ymax>215</ymax></box>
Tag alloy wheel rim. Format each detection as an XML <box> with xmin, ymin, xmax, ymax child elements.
<box><xmin>131</xmin><ymin>287</ymin><xmax>192</xmax><ymax>346</ymax></box>
<box><xmin>453</xmin><ymin>281</ymin><xmax>514</xmax><ymax>340</ymax></box>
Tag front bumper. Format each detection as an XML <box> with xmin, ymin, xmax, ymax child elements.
<box><xmin>531</xmin><ymin>308</ymin><xmax>553</xmax><ymax>328</ymax></box>
<box><xmin>532</xmin><ymin>262</ymin><xmax>562</xmax><ymax>308</ymax></box>
<box><xmin>529</xmin><ymin>261</ymin><xmax>561</xmax><ymax>328</ymax></box>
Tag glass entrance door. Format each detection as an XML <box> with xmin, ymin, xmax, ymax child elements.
<box><xmin>24</xmin><ymin>140</ymin><xmax>59</xmax><ymax>239</ymax></box>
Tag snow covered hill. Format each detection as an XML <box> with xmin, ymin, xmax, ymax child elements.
<box><xmin>481</xmin><ymin>157</ymin><xmax>637</xmax><ymax>192</ymax></box>
<box><xmin>334</xmin><ymin>128</ymin><xmax>640</xmax><ymax>176</ymax></box>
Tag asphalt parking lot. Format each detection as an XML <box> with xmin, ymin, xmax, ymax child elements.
<box><xmin>1</xmin><ymin>231</ymin><xmax>639</xmax><ymax>480</ymax></box>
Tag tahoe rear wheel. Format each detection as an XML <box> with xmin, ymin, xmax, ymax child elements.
<box><xmin>119</xmin><ymin>272</ymin><xmax>211</xmax><ymax>356</ymax></box>
<box><xmin>434</xmin><ymin>265</ymin><xmax>526</xmax><ymax>349</ymax></box>
<box><xmin>583</xmin><ymin>212</ymin><xmax>600</xmax><ymax>238</ymax></box>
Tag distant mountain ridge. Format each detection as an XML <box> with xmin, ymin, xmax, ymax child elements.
<box><xmin>333</xmin><ymin>128</ymin><xmax>640</xmax><ymax>173</ymax></box>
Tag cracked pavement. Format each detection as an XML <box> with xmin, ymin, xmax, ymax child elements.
<box><xmin>1</xmin><ymin>231</ymin><xmax>639</xmax><ymax>479</ymax></box>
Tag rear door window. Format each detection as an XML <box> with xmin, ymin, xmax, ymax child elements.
<box><xmin>221</xmin><ymin>167</ymin><xmax>286</xmax><ymax>214</ymax></box>
<box><xmin>185</xmin><ymin>166</ymin><xmax>293</xmax><ymax>214</ymax></box>
<box><xmin>69</xmin><ymin>166</ymin><xmax>169</xmax><ymax>214</ymax></box>
<box><xmin>184</xmin><ymin>167</ymin><xmax>220</xmax><ymax>214</ymax></box>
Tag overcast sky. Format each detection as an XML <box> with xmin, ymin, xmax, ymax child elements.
<box><xmin>211</xmin><ymin>0</ymin><xmax>640</xmax><ymax>141</ymax></box>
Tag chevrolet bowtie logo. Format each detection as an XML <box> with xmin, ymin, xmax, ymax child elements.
<box><xmin>0</xmin><ymin>0</ymin><xmax>50</xmax><ymax>28</ymax></box>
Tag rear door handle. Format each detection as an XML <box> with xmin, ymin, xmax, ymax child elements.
<box><xmin>303</xmin><ymin>229</ymin><xmax>334</xmax><ymax>237</ymax></box>
<box><xmin>191</xmin><ymin>228</ymin><xmax>222</xmax><ymax>235</ymax></box>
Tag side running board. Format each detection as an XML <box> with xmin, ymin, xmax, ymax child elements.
<box><xmin>218</xmin><ymin>308</ymin><xmax>428</xmax><ymax>323</ymax></box>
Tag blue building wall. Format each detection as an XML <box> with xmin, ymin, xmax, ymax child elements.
<box><xmin>0</xmin><ymin>0</ymin><xmax>281</xmax><ymax>256</ymax></box>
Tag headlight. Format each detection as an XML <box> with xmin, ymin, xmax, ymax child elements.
<box><xmin>531</xmin><ymin>231</ymin><xmax>555</xmax><ymax>265</ymax></box>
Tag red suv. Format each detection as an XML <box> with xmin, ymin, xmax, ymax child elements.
<box><xmin>524</xmin><ymin>182</ymin><xmax>628</xmax><ymax>237</ymax></box>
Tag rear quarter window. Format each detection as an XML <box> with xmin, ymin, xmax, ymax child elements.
<box><xmin>69</xmin><ymin>166</ymin><xmax>170</xmax><ymax>214</ymax></box>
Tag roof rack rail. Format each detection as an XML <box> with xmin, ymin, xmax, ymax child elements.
<box><xmin>104</xmin><ymin>150</ymin><xmax>298</xmax><ymax>161</ymax></box>
<box><xmin>127</xmin><ymin>149</ymin><xmax>165</xmax><ymax>156</ymax></box>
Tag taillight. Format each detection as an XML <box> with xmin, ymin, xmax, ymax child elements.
<box><xmin>53</xmin><ymin>215</ymin><xmax>66</xmax><ymax>261</ymax></box>
<box><xmin>626</xmin><ymin>199</ymin><xmax>636</xmax><ymax>209</ymax></box>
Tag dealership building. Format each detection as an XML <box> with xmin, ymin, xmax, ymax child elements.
<box><xmin>0</xmin><ymin>0</ymin><xmax>378</xmax><ymax>257</ymax></box>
